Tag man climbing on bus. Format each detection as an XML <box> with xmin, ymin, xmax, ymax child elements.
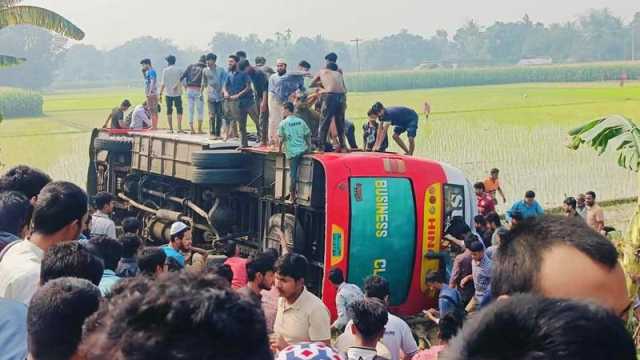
<box><xmin>370</xmin><ymin>101</ymin><xmax>430</xmax><ymax>156</ymax></box>
<box><xmin>278</xmin><ymin>101</ymin><xmax>311</xmax><ymax>202</ymax></box>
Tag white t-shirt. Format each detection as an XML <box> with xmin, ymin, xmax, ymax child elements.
<box><xmin>90</xmin><ymin>211</ymin><xmax>116</xmax><ymax>239</ymax></box>
<box><xmin>336</xmin><ymin>313</ymin><xmax>418</xmax><ymax>360</ymax></box>
<box><xmin>161</xmin><ymin>65</ymin><xmax>184</xmax><ymax>97</ymax></box>
<box><xmin>130</xmin><ymin>105</ymin><xmax>151</xmax><ymax>129</ymax></box>
<box><xmin>0</xmin><ymin>240</ymin><xmax>44</xmax><ymax>304</ymax></box>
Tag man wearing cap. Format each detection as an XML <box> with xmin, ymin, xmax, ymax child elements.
<box><xmin>180</xmin><ymin>55</ymin><xmax>207</xmax><ymax>134</ymax></box>
<box><xmin>163</xmin><ymin>222</ymin><xmax>190</xmax><ymax>269</ymax></box>
<box><xmin>140</xmin><ymin>59</ymin><xmax>159</xmax><ymax>129</ymax></box>
<box><xmin>267</xmin><ymin>59</ymin><xmax>308</xmax><ymax>147</ymax></box>
<box><xmin>159</xmin><ymin>55</ymin><xmax>184</xmax><ymax>133</ymax></box>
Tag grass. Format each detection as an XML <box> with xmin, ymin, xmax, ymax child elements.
<box><xmin>0</xmin><ymin>82</ymin><xmax>637</xmax><ymax>209</ymax></box>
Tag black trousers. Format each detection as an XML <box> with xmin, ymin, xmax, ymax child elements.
<box><xmin>317</xmin><ymin>93</ymin><xmax>346</xmax><ymax>149</ymax></box>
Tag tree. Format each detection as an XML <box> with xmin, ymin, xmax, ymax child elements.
<box><xmin>0</xmin><ymin>0</ymin><xmax>84</xmax><ymax>67</ymax></box>
<box><xmin>453</xmin><ymin>20</ymin><xmax>488</xmax><ymax>65</ymax></box>
<box><xmin>575</xmin><ymin>9</ymin><xmax>625</xmax><ymax>61</ymax></box>
<box><xmin>0</xmin><ymin>26</ymin><xmax>67</xmax><ymax>89</ymax></box>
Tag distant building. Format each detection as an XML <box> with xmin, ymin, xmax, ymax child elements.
<box><xmin>518</xmin><ymin>57</ymin><xmax>553</xmax><ymax>66</ymax></box>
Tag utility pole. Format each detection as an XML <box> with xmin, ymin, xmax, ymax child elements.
<box><xmin>351</xmin><ymin>38</ymin><xmax>364</xmax><ymax>72</ymax></box>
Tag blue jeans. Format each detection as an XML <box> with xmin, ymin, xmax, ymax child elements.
<box><xmin>186</xmin><ymin>87</ymin><xmax>204</xmax><ymax>125</ymax></box>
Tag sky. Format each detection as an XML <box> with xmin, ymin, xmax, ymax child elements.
<box><xmin>26</xmin><ymin>0</ymin><xmax>639</xmax><ymax>50</ymax></box>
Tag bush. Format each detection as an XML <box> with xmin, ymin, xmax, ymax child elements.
<box><xmin>345</xmin><ymin>62</ymin><xmax>640</xmax><ymax>92</ymax></box>
<box><xmin>0</xmin><ymin>88</ymin><xmax>43</xmax><ymax>119</ymax></box>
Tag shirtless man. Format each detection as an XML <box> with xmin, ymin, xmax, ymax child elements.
<box><xmin>310</xmin><ymin>62</ymin><xmax>347</xmax><ymax>152</ymax></box>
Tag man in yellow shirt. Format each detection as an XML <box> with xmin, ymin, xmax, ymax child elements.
<box><xmin>272</xmin><ymin>253</ymin><xmax>331</xmax><ymax>351</ymax></box>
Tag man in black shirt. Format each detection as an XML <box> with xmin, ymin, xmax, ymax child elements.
<box><xmin>102</xmin><ymin>100</ymin><xmax>131</xmax><ymax>129</ymax></box>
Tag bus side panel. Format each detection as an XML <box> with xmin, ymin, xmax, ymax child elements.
<box><xmin>319</xmin><ymin>157</ymin><xmax>352</xmax><ymax>320</ymax></box>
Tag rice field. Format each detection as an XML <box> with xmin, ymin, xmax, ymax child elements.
<box><xmin>0</xmin><ymin>82</ymin><xmax>638</xmax><ymax>210</ymax></box>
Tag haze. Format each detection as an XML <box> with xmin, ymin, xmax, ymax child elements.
<box><xmin>24</xmin><ymin>0</ymin><xmax>639</xmax><ymax>49</ymax></box>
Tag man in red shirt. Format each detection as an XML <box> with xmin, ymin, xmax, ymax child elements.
<box><xmin>223</xmin><ymin>240</ymin><xmax>248</xmax><ymax>289</ymax></box>
<box><xmin>474</xmin><ymin>182</ymin><xmax>495</xmax><ymax>216</ymax></box>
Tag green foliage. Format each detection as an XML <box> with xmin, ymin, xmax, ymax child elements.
<box><xmin>345</xmin><ymin>62</ymin><xmax>640</xmax><ymax>92</ymax></box>
<box><xmin>568</xmin><ymin>115</ymin><xmax>640</xmax><ymax>172</ymax></box>
<box><xmin>0</xmin><ymin>87</ymin><xmax>43</xmax><ymax>118</ymax></box>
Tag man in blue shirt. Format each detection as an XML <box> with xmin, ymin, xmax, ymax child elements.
<box><xmin>424</xmin><ymin>271</ymin><xmax>461</xmax><ymax>323</ymax></box>
<box><xmin>371</xmin><ymin>101</ymin><xmax>430</xmax><ymax>156</ymax></box>
<box><xmin>88</xmin><ymin>236</ymin><xmax>123</xmax><ymax>296</ymax></box>
<box><xmin>223</xmin><ymin>55</ymin><xmax>253</xmax><ymax>147</ymax></box>
<box><xmin>163</xmin><ymin>222</ymin><xmax>190</xmax><ymax>269</ymax></box>
<box><xmin>506</xmin><ymin>190</ymin><xmax>544</xmax><ymax>224</ymax></box>
<box><xmin>140</xmin><ymin>58</ymin><xmax>159</xmax><ymax>129</ymax></box>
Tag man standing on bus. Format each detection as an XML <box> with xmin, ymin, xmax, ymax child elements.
<box><xmin>371</xmin><ymin>101</ymin><xmax>430</xmax><ymax>156</ymax></box>
<box><xmin>140</xmin><ymin>59</ymin><xmax>159</xmax><ymax>129</ymax></box>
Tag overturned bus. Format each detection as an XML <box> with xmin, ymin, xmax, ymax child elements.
<box><xmin>88</xmin><ymin>128</ymin><xmax>474</xmax><ymax>317</ymax></box>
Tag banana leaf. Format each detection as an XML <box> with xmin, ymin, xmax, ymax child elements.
<box><xmin>0</xmin><ymin>5</ymin><xmax>84</xmax><ymax>40</ymax></box>
<box><xmin>568</xmin><ymin>115</ymin><xmax>640</xmax><ymax>172</ymax></box>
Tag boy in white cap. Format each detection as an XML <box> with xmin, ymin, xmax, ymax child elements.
<box><xmin>163</xmin><ymin>222</ymin><xmax>191</xmax><ymax>269</ymax></box>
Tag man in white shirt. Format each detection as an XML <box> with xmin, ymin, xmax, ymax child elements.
<box><xmin>328</xmin><ymin>267</ymin><xmax>364</xmax><ymax>330</ymax></box>
<box><xmin>130</xmin><ymin>102</ymin><xmax>152</xmax><ymax>129</ymax></box>
<box><xmin>159</xmin><ymin>55</ymin><xmax>184</xmax><ymax>133</ymax></box>
<box><xmin>336</xmin><ymin>275</ymin><xmax>419</xmax><ymax>360</ymax></box>
<box><xmin>90</xmin><ymin>192</ymin><xmax>116</xmax><ymax>239</ymax></box>
<box><xmin>0</xmin><ymin>182</ymin><xmax>88</xmax><ymax>304</ymax></box>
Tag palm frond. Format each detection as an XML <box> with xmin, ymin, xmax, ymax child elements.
<box><xmin>568</xmin><ymin>115</ymin><xmax>640</xmax><ymax>172</ymax></box>
<box><xmin>0</xmin><ymin>5</ymin><xmax>84</xmax><ymax>40</ymax></box>
<box><xmin>0</xmin><ymin>0</ymin><xmax>23</xmax><ymax>10</ymax></box>
<box><xmin>0</xmin><ymin>54</ymin><xmax>25</xmax><ymax>67</ymax></box>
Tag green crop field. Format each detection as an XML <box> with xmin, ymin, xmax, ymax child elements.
<box><xmin>0</xmin><ymin>82</ymin><xmax>637</xmax><ymax>210</ymax></box>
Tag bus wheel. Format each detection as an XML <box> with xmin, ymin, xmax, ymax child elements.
<box><xmin>266</xmin><ymin>214</ymin><xmax>305</xmax><ymax>254</ymax></box>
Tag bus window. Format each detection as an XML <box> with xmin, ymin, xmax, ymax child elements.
<box><xmin>444</xmin><ymin>184</ymin><xmax>466</xmax><ymax>229</ymax></box>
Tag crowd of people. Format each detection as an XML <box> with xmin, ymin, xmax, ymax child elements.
<box><xmin>103</xmin><ymin>50</ymin><xmax>431</xmax><ymax>156</ymax></box>
<box><xmin>0</xmin><ymin>159</ymin><xmax>636</xmax><ymax>360</ymax></box>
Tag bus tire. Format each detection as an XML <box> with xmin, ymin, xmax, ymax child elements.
<box><xmin>191</xmin><ymin>168</ymin><xmax>250</xmax><ymax>185</ymax></box>
<box><xmin>266</xmin><ymin>214</ymin><xmax>305</xmax><ymax>254</ymax></box>
<box><xmin>94</xmin><ymin>137</ymin><xmax>133</xmax><ymax>153</ymax></box>
<box><xmin>191</xmin><ymin>150</ymin><xmax>249</xmax><ymax>169</ymax></box>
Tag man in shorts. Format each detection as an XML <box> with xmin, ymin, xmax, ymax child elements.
<box><xmin>140</xmin><ymin>59</ymin><xmax>159</xmax><ymax>129</ymax></box>
<box><xmin>371</xmin><ymin>101</ymin><xmax>429</xmax><ymax>156</ymax></box>
<box><xmin>159</xmin><ymin>55</ymin><xmax>183</xmax><ymax>133</ymax></box>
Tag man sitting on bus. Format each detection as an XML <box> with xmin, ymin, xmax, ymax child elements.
<box><xmin>102</xmin><ymin>100</ymin><xmax>132</xmax><ymax>129</ymax></box>
<box><xmin>129</xmin><ymin>102</ymin><xmax>152</xmax><ymax>129</ymax></box>
<box><xmin>370</xmin><ymin>101</ymin><xmax>430</xmax><ymax>156</ymax></box>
